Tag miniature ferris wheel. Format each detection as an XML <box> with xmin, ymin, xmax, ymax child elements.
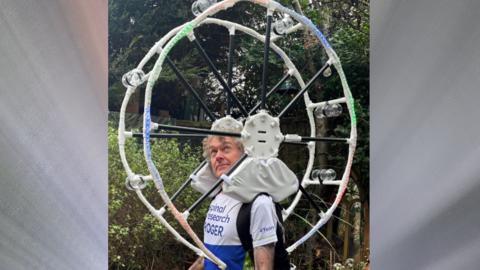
<box><xmin>118</xmin><ymin>0</ymin><xmax>357</xmax><ymax>268</ymax></box>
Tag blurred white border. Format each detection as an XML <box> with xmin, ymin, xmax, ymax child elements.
<box><xmin>0</xmin><ymin>0</ymin><xmax>107</xmax><ymax>269</ymax></box>
<box><xmin>371</xmin><ymin>0</ymin><xmax>480</xmax><ymax>269</ymax></box>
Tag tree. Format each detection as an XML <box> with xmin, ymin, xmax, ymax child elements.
<box><xmin>109</xmin><ymin>0</ymin><xmax>208</xmax><ymax>118</ymax></box>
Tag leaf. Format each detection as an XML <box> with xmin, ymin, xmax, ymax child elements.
<box><xmin>129</xmin><ymin>35</ymin><xmax>144</xmax><ymax>49</ymax></box>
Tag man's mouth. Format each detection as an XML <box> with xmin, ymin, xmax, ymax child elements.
<box><xmin>217</xmin><ymin>164</ymin><xmax>228</xmax><ymax>170</ymax></box>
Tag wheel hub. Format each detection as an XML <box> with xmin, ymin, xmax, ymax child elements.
<box><xmin>242</xmin><ymin>111</ymin><xmax>282</xmax><ymax>159</ymax></box>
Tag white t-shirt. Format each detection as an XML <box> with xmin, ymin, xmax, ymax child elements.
<box><xmin>204</xmin><ymin>193</ymin><xmax>278</xmax><ymax>270</ymax></box>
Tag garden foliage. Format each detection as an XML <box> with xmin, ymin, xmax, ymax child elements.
<box><xmin>108</xmin><ymin>123</ymin><xmax>207</xmax><ymax>269</ymax></box>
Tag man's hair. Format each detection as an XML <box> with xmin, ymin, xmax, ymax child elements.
<box><xmin>202</xmin><ymin>127</ymin><xmax>244</xmax><ymax>163</ymax></box>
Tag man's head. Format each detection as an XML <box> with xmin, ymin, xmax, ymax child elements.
<box><xmin>202</xmin><ymin>131</ymin><xmax>244</xmax><ymax>178</ymax></box>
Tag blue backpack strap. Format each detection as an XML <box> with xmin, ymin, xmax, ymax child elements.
<box><xmin>236</xmin><ymin>193</ymin><xmax>290</xmax><ymax>270</ymax></box>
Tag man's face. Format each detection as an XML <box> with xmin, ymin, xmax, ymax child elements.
<box><xmin>209</xmin><ymin>137</ymin><xmax>242</xmax><ymax>178</ymax></box>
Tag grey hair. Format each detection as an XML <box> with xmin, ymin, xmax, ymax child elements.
<box><xmin>202</xmin><ymin>127</ymin><xmax>244</xmax><ymax>163</ymax></box>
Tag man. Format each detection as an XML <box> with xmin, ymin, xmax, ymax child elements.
<box><xmin>189</xmin><ymin>133</ymin><xmax>279</xmax><ymax>270</ymax></box>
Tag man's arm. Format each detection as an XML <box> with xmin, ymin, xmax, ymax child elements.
<box><xmin>189</xmin><ymin>257</ymin><xmax>205</xmax><ymax>270</ymax></box>
<box><xmin>253</xmin><ymin>243</ymin><xmax>275</xmax><ymax>270</ymax></box>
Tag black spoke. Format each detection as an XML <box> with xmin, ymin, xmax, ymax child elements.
<box><xmin>162</xmin><ymin>161</ymin><xmax>207</xmax><ymax>210</ymax></box>
<box><xmin>277</xmin><ymin>62</ymin><xmax>330</xmax><ymax>118</ymax></box>
<box><xmin>261</xmin><ymin>15</ymin><xmax>273</xmax><ymax>110</ymax></box>
<box><xmin>299</xmin><ymin>136</ymin><xmax>347</xmax><ymax>143</ymax></box>
<box><xmin>227</xmin><ymin>34</ymin><xmax>234</xmax><ymax>116</ymax></box>
<box><xmin>133</xmin><ymin>133</ymin><xmax>207</xmax><ymax>139</ymax></box>
<box><xmin>249</xmin><ymin>73</ymin><xmax>291</xmax><ymax>115</ymax></box>
<box><xmin>165</xmin><ymin>57</ymin><xmax>216</xmax><ymax>121</ymax></box>
<box><xmin>281</xmin><ymin>141</ymin><xmax>308</xmax><ymax>146</ymax></box>
<box><xmin>298</xmin><ymin>185</ymin><xmax>323</xmax><ymax>215</ymax></box>
<box><xmin>188</xmin><ymin>154</ymin><xmax>248</xmax><ymax>214</ymax></box>
<box><xmin>191</xmin><ymin>38</ymin><xmax>249</xmax><ymax>117</ymax></box>
<box><xmin>156</xmin><ymin>124</ymin><xmax>242</xmax><ymax>137</ymax></box>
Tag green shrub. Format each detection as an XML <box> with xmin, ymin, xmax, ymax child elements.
<box><xmin>108</xmin><ymin>123</ymin><xmax>208</xmax><ymax>269</ymax></box>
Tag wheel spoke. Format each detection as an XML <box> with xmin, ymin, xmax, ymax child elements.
<box><xmin>249</xmin><ymin>73</ymin><xmax>291</xmax><ymax>114</ymax></box>
<box><xmin>191</xmin><ymin>38</ymin><xmax>249</xmax><ymax>117</ymax></box>
<box><xmin>132</xmin><ymin>133</ymin><xmax>207</xmax><ymax>139</ymax></box>
<box><xmin>227</xmin><ymin>32</ymin><xmax>234</xmax><ymax>116</ymax></box>
<box><xmin>261</xmin><ymin>14</ymin><xmax>273</xmax><ymax>110</ymax></box>
<box><xmin>281</xmin><ymin>141</ymin><xmax>308</xmax><ymax>146</ymax></box>
<box><xmin>300</xmin><ymin>136</ymin><xmax>347</xmax><ymax>143</ymax></box>
<box><xmin>284</xmin><ymin>134</ymin><xmax>348</xmax><ymax>143</ymax></box>
<box><xmin>165</xmin><ymin>57</ymin><xmax>216</xmax><ymax>121</ymax></box>
<box><xmin>156</xmin><ymin>124</ymin><xmax>242</xmax><ymax>137</ymax></box>
<box><xmin>162</xmin><ymin>161</ymin><xmax>208</xmax><ymax>210</ymax></box>
<box><xmin>277</xmin><ymin>62</ymin><xmax>330</xmax><ymax>118</ymax></box>
<box><xmin>298</xmin><ymin>185</ymin><xmax>324</xmax><ymax>215</ymax></box>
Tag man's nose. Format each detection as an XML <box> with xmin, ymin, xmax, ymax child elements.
<box><xmin>215</xmin><ymin>150</ymin><xmax>225</xmax><ymax>160</ymax></box>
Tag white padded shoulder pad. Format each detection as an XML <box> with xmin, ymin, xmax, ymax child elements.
<box><xmin>190</xmin><ymin>163</ymin><xmax>221</xmax><ymax>197</ymax></box>
<box><xmin>222</xmin><ymin>157</ymin><xmax>298</xmax><ymax>203</ymax></box>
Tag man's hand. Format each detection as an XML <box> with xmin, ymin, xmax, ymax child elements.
<box><xmin>189</xmin><ymin>257</ymin><xmax>204</xmax><ymax>270</ymax></box>
<box><xmin>253</xmin><ymin>243</ymin><xmax>275</xmax><ymax>270</ymax></box>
